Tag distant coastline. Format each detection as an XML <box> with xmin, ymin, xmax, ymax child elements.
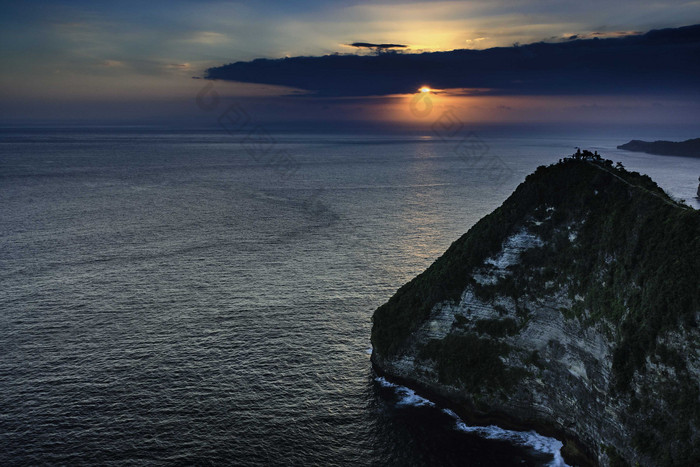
<box><xmin>617</xmin><ymin>138</ymin><xmax>700</xmax><ymax>158</ymax></box>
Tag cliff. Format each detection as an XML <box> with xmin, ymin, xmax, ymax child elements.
<box><xmin>617</xmin><ymin>138</ymin><xmax>700</xmax><ymax>158</ymax></box>
<box><xmin>371</xmin><ymin>155</ymin><xmax>700</xmax><ymax>466</ymax></box>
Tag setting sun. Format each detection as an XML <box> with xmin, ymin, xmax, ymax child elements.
<box><xmin>2</xmin><ymin>2</ymin><xmax>699</xmax><ymax>466</ymax></box>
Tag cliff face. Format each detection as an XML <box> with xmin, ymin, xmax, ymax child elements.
<box><xmin>371</xmin><ymin>157</ymin><xmax>700</xmax><ymax>466</ymax></box>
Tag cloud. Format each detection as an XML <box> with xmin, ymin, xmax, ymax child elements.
<box><xmin>186</xmin><ymin>31</ymin><xmax>228</xmax><ymax>45</ymax></box>
<box><xmin>101</xmin><ymin>59</ymin><xmax>125</xmax><ymax>67</ymax></box>
<box><xmin>347</xmin><ymin>42</ymin><xmax>408</xmax><ymax>49</ymax></box>
<box><xmin>562</xmin><ymin>30</ymin><xmax>642</xmax><ymax>41</ymax></box>
<box><xmin>166</xmin><ymin>62</ymin><xmax>191</xmax><ymax>69</ymax></box>
<box><xmin>465</xmin><ymin>37</ymin><xmax>487</xmax><ymax>46</ymax></box>
<box><xmin>205</xmin><ymin>24</ymin><xmax>700</xmax><ymax>97</ymax></box>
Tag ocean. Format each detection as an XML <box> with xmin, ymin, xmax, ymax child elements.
<box><xmin>1</xmin><ymin>126</ymin><xmax>698</xmax><ymax>466</ymax></box>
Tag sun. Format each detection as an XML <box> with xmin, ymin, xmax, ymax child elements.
<box><xmin>419</xmin><ymin>86</ymin><xmax>431</xmax><ymax>93</ymax></box>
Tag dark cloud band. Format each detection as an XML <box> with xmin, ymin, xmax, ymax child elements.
<box><xmin>206</xmin><ymin>24</ymin><xmax>700</xmax><ymax>97</ymax></box>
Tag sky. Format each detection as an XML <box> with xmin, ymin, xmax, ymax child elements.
<box><xmin>1</xmin><ymin>0</ymin><xmax>700</xmax><ymax>128</ymax></box>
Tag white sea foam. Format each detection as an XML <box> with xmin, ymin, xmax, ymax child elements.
<box><xmin>376</xmin><ymin>376</ymin><xmax>436</xmax><ymax>407</ymax></box>
<box><xmin>377</xmin><ymin>377</ymin><xmax>569</xmax><ymax>467</ymax></box>
<box><xmin>454</xmin><ymin>422</ymin><xmax>568</xmax><ymax>467</ymax></box>
<box><xmin>375</xmin><ymin>376</ymin><xmax>399</xmax><ymax>389</ymax></box>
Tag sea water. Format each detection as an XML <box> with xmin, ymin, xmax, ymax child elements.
<box><xmin>1</xmin><ymin>126</ymin><xmax>697</xmax><ymax>465</ymax></box>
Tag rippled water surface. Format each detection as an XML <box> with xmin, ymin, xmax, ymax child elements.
<box><xmin>1</xmin><ymin>127</ymin><xmax>697</xmax><ymax>465</ymax></box>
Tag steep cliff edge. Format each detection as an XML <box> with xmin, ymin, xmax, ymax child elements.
<box><xmin>371</xmin><ymin>155</ymin><xmax>700</xmax><ymax>466</ymax></box>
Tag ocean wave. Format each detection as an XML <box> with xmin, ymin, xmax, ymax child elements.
<box><xmin>377</xmin><ymin>377</ymin><xmax>569</xmax><ymax>467</ymax></box>
<box><xmin>375</xmin><ymin>376</ymin><xmax>435</xmax><ymax>408</ymax></box>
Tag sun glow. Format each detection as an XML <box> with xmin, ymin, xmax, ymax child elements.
<box><xmin>419</xmin><ymin>86</ymin><xmax>431</xmax><ymax>93</ymax></box>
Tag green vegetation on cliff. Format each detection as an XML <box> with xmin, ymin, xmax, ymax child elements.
<box><xmin>419</xmin><ymin>334</ymin><xmax>526</xmax><ymax>393</ymax></box>
<box><xmin>371</xmin><ymin>152</ymin><xmax>700</xmax><ymax>465</ymax></box>
<box><xmin>372</xmin><ymin>153</ymin><xmax>698</xmax><ymax>360</ymax></box>
<box><xmin>371</xmin><ymin>180</ymin><xmax>526</xmax><ymax>355</ymax></box>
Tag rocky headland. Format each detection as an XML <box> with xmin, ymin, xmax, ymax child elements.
<box><xmin>371</xmin><ymin>152</ymin><xmax>700</xmax><ymax>466</ymax></box>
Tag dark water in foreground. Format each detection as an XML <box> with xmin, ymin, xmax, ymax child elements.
<box><xmin>1</xmin><ymin>128</ymin><xmax>697</xmax><ymax>465</ymax></box>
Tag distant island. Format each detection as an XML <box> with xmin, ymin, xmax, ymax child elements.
<box><xmin>617</xmin><ymin>138</ymin><xmax>700</xmax><ymax>158</ymax></box>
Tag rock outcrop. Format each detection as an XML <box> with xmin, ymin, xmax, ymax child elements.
<box><xmin>371</xmin><ymin>155</ymin><xmax>700</xmax><ymax>466</ymax></box>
